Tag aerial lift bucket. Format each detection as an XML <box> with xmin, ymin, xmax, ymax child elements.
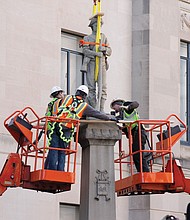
<box><xmin>115</xmin><ymin>114</ymin><xmax>189</xmax><ymax>196</ymax></box>
<box><xmin>0</xmin><ymin>107</ymin><xmax>80</xmax><ymax>195</ymax></box>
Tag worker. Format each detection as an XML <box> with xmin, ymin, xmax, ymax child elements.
<box><xmin>46</xmin><ymin>86</ymin><xmax>66</xmax><ymax>117</ymax></box>
<box><xmin>110</xmin><ymin>98</ymin><xmax>150</xmax><ymax>172</ymax></box>
<box><xmin>47</xmin><ymin>85</ymin><xmax>116</xmax><ymax>171</ymax></box>
<box><xmin>80</xmin><ymin>14</ymin><xmax>112</xmax><ymax>112</ymax></box>
<box><xmin>44</xmin><ymin>86</ymin><xmax>66</xmax><ymax>169</ymax></box>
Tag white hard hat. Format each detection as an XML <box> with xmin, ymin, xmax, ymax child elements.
<box><xmin>110</xmin><ymin>98</ymin><xmax>125</xmax><ymax>109</ymax></box>
<box><xmin>76</xmin><ymin>85</ymin><xmax>89</xmax><ymax>96</ymax></box>
<box><xmin>50</xmin><ymin>86</ymin><xmax>64</xmax><ymax>98</ymax></box>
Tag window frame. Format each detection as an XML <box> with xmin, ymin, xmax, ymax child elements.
<box><xmin>61</xmin><ymin>47</ymin><xmax>84</xmax><ymax>94</ymax></box>
<box><xmin>180</xmin><ymin>41</ymin><xmax>190</xmax><ymax>145</ymax></box>
<box><xmin>61</xmin><ymin>31</ymin><xmax>86</xmax><ymax>95</ymax></box>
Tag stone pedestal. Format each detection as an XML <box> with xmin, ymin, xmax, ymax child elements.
<box><xmin>78</xmin><ymin>121</ymin><xmax>121</xmax><ymax>220</ymax></box>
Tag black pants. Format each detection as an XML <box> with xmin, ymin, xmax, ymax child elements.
<box><xmin>123</xmin><ymin>126</ymin><xmax>150</xmax><ymax>172</ymax></box>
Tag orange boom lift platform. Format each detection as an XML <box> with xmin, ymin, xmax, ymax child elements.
<box><xmin>0</xmin><ymin>107</ymin><xmax>80</xmax><ymax>195</ymax></box>
<box><xmin>115</xmin><ymin>114</ymin><xmax>190</xmax><ymax>196</ymax></box>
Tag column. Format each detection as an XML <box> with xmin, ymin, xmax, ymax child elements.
<box><xmin>78</xmin><ymin>121</ymin><xmax>121</xmax><ymax>220</ymax></box>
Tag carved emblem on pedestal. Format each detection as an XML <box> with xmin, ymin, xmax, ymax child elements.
<box><xmin>95</xmin><ymin>169</ymin><xmax>110</xmax><ymax>201</ymax></box>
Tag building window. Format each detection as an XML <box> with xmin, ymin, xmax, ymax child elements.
<box><xmin>60</xmin><ymin>203</ymin><xmax>79</xmax><ymax>220</ymax></box>
<box><xmin>61</xmin><ymin>32</ymin><xmax>85</xmax><ymax>95</ymax></box>
<box><xmin>180</xmin><ymin>41</ymin><xmax>190</xmax><ymax>143</ymax></box>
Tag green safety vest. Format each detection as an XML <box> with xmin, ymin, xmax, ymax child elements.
<box><xmin>45</xmin><ymin>98</ymin><xmax>63</xmax><ymax>130</ymax></box>
<box><xmin>46</xmin><ymin>98</ymin><xmax>58</xmax><ymax>116</ymax></box>
<box><xmin>46</xmin><ymin>98</ymin><xmax>58</xmax><ymax>130</ymax></box>
<box><xmin>123</xmin><ymin>109</ymin><xmax>139</xmax><ymax>130</ymax></box>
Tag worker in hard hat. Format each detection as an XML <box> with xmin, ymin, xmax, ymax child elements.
<box><xmin>80</xmin><ymin>15</ymin><xmax>112</xmax><ymax>112</ymax></box>
<box><xmin>44</xmin><ymin>86</ymin><xmax>66</xmax><ymax>169</ymax></box>
<box><xmin>110</xmin><ymin>98</ymin><xmax>150</xmax><ymax>172</ymax></box>
<box><xmin>47</xmin><ymin>85</ymin><xmax>116</xmax><ymax>171</ymax></box>
<box><xmin>45</xmin><ymin>86</ymin><xmax>66</xmax><ymax>131</ymax></box>
<box><xmin>46</xmin><ymin>86</ymin><xmax>66</xmax><ymax>116</ymax></box>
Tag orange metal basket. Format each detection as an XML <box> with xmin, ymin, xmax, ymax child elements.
<box><xmin>1</xmin><ymin>107</ymin><xmax>80</xmax><ymax>195</ymax></box>
<box><xmin>115</xmin><ymin>114</ymin><xmax>189</xmax><ymax>196</ymax></box>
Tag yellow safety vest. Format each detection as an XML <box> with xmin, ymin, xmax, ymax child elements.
<box><xmin>123</xmin><ymin>109</ymin><xmax>139</xmax><ymax>130</ymax></box>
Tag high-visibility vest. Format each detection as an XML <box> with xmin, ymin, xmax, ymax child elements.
<box><xmin>52</xmin><ymin>99</ymin><xmax>63</xmax><ymax>116</ymax></box>
<box><xmin>57</xmin><ymin>95</ymin><xmax>88</xmax><ymax>128</ymax></box>
<box><xmin>45</xmin><ymin>98</ymin><xmax>58</xmax><ymax>116</ymax></box>
<box><xmin>48</xmin><ymin>95</ymin><xmax>87</xmax><ymax>144</ymax></box>
<box><xmin>45</xmin><ymin>98</ymin><xmax>63</xmax><ymax>130</ymax></box>
<box><xmin>123</xmin><ymin>109</ymin><xmax>139</xmax><ymax>130</ymax></box>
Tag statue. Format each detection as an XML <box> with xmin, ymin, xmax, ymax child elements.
<box><xmin>80</xmin><ymin>13</ymin><xmax>112</xmax><ymax>112</ymax></box>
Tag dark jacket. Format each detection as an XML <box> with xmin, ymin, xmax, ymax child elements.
<box><xmin>83</xmin><ymin>104</ymin><xmax>111</xmax><ymax>120</ymax></box>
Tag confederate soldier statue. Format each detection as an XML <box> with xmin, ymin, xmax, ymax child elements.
<box><xmin>80</xmin><ymin>14</ymin><xmax>112</xmax><ymax>112</ymax></box>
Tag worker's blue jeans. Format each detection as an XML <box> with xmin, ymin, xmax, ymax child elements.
<box><xmin>47</xmin><ymin>124</ymin><xmax>72</xmax><ymax>171</ymax></box>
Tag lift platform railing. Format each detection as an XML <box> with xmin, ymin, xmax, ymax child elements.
<box><xmin>2</xmin><ymin>107</ymin><xmax>80</xmax><ymax>195</ymax></box>
<box><xmin>114</xmin><ymin>114</ymin><xmax>187</xmax><ymax>196</ymax></box>
<box><xmin>4</xmin><ymin>107</ymin><xmax>80</xmax><ymax>172</ymax></box>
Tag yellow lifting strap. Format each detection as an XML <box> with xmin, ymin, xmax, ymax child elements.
<box><xmin>93</xmin><ymin>0</ymin><xmax>102</xmax><ymax>82</ymax></box>
<box><xmin>93</xmin><ymin>0</ymin><xmax>97</xmax><ymax>15</ymax></box>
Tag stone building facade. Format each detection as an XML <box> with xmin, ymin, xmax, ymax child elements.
<box><xmin>0</xmin><ymin>0</ymin><xmax>190</xmax><ymax>219</ymax></box>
